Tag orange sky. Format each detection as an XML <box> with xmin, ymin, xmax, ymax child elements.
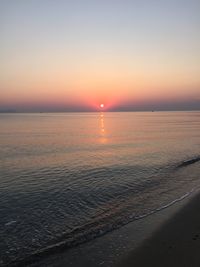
<box><xmin>1</xmin><ymin>0</ymin><xmax>200</xmax><ymax>111</ymax></box>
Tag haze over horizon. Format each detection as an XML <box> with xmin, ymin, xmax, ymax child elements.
<box><xmin>1</xmin><ymin>0</ymin><xmax>200</xmax><ymax>112</ymax></box>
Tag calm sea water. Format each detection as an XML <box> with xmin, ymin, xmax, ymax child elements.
<box><xmin>0</xmin><ymin>112</ymin><xmax>200</xmax><ymax>266</ymax></box>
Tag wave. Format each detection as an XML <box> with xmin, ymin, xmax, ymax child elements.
<box><xmin>11</xmin><ymin>187</ymin><xmax>198</xmax><ymax>267</ymax></box>
<box><xmin>176</xmin><ymin>156</ymin><xmax>200</xmax><ymax>168</ymax></box>
<box><xmin>6</xmin><ymin>155</ymin><xmax>200</xmax><ymax>267</ymax></box>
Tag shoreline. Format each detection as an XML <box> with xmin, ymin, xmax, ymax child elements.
<box><xmin>117</xmin><ymin>190</ymin><xmax>200</xmax><ymax>267</ymax></box>
<box><xmin>28</xmin><ymin>188</ymin><xmax>199</xmax><ymax>267</ymax></box>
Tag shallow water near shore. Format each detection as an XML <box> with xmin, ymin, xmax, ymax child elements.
<box><xmin>0</xmin><ymin>111</ymin><xmax>199</xmax><ymax>266</ymax></box>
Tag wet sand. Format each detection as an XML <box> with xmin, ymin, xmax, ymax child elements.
<box><xmin>27</xmin><ymin>190</ymin><xmax>200</xmax><ymax>267</ymax></box>
<box><xmin>117</xmin><ymin>192</ymin><xmax>200</xmax><ymax>267</ymax></box>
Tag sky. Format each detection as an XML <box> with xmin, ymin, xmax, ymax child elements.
<box><xmin>0</xmin><ymin>0</ymin><xmax>200</xmax><ymax>111</ymax></box>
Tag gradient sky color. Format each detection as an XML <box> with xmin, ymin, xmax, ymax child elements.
<box><xmin>1</xmin><ymin>0</ymin><xmax>200</xmax><ymax>111</ymax></box>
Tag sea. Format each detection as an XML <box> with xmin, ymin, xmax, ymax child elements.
<box><xmin>0</xmin><ymin>111</ymin><xmax>199</xmax><ymax>266</ymax></box>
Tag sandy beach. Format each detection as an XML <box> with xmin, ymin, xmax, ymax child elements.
<box><xmin>117</xmin><ymin>191</ymin><xmax>200</xmax><ymax>267</ymax></box>
<box><xmin>25</xmin><ymin>186</ymin><xmax>200</xmax><ymax>267</ymax></box>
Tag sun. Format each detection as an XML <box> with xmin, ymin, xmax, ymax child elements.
<box><xmin>100</xmin><ymin>104</ymin><xmax>104</xmax><ymax>108</ymax></box>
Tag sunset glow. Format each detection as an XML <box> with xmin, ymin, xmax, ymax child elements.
<box><xmin>0</xmin><ymin>1</ymin><xmax>199</xmax><ymax>112</ymax></box>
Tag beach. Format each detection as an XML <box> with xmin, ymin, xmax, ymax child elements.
<box><xmin>118</xmin><ymin>190</ymin><xmax>200</xmax><ymax>267</ymax></box>
<box><xmin>28</xmin><ymin>183</ymin><xmax>200</xmax><ymax>267</ymax></box>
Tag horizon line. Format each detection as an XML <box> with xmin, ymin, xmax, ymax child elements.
<box><xmin>0</xmin><ymin>109</ymin><xmax>200</xmax><ymax>114</ymax></box>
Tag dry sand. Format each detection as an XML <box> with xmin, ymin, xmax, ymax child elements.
<box><xmin>117</xmin><ymin>192</ymin><xmax>200</xmax><ymax>267</ymax></box>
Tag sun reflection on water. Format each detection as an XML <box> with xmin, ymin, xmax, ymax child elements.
<box><xmin>99</xmin><ymin>112</ymin><xmax>107</xmax><ymax>144</ymax></box>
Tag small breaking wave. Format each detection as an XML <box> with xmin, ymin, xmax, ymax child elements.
<box><xmin>176</xmin><ymin>156</ymin><xmax>200</xmax><ymax>168</ymax></box>
<box><xmin>10</xmin><ymin>186</ymin><xmax>198</xmax><ymax>267</ymax></box>
<box><xmin>4</xmin><ymin>155</ymin><xmax>200</xmax><ymax>267</ymax></box>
